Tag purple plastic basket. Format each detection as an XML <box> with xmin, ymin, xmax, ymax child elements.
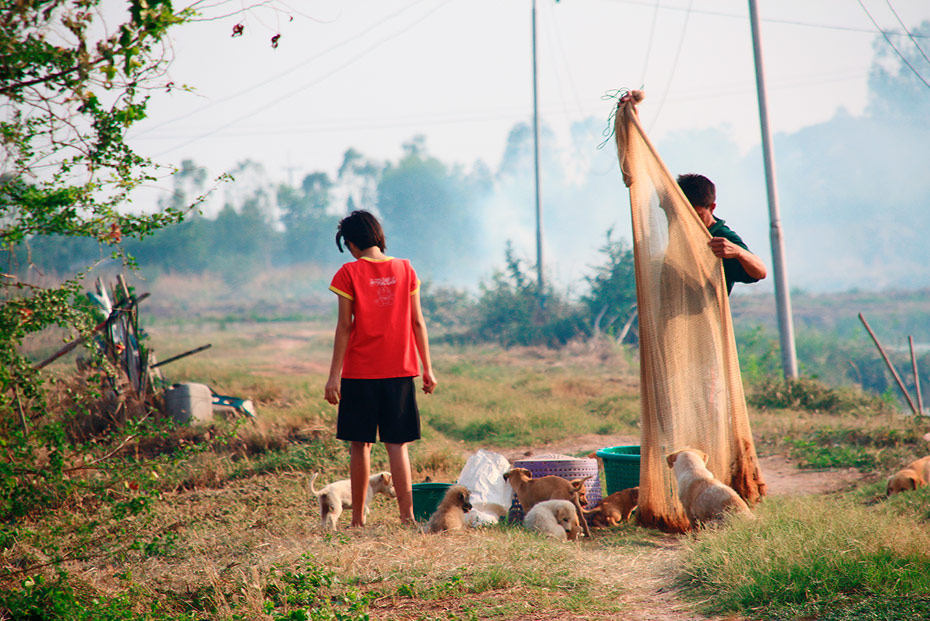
<box><xmin>507</xmin><ymin>454</ymin><xmax>603</xmax><ymax>522</ymax></box>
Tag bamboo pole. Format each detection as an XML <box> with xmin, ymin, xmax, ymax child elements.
<box><xmin>909</xmin><ymin>336</ymin><xmax>924</xmax><ymax>415</ymax></box>
<box><xmin>858</xmin><ymin>313</ymin><xmax>918</xmax><ymax>415</ymax></box>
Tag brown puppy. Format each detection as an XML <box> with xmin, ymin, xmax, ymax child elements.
<box><xmin>887</xmin><ymin>456</ymin><xmax>930</xmax><ymax>496</ymax></box>
<box><xmin>502</xmin><ymin>468</ymin><xmax>591</xmax><ymax>512</ymax></box>
<box><xmin>666</xmin><ymin>449</ymin><xmax>751</xmax><ymax>528</ymax></box>
<box><xmin>583</xmin><ymin>487</ymin><xmax>639</xmax><ymax>527</ymax></box>
<box><xmin>503</xmin><ymin>468</ymin><xmax>592</xmax><ymax>537</ymax></box>
<box><xmin>426</xmin><ymin>485</ymin><xmax>472</xmax><ymax>533</ymax></box>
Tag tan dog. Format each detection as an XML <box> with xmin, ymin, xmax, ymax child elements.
<box><xmin>309</xmin><ymin>471</ymin><xmax>396</xmax><ymax>530</ymax></box>
<box><xmin>524</xmin><ymin>499</ymin><xmax>581</xmax><ymax>541</ymax></box>
<box><xmin>886</xmin><ymin>456</ymin><xmax>930</xmax><ymax>496</ymax></box>
<box><xmin>503</xmin><ymin>468</ymin><xmax>592</xmax><ymax>537</ymax></box>
<box><xmin>666</xmin><ymin>449</ymin><xmax>751</xmax><ymax>527</ymax></box>
<box><xmin>583</xmin><ymin>487</ymin><xmax>639</xmax><ymax>527</ymax></box>
<box><xmin>502</xmin><ymin>468</ymin><xmax>591</xmax><ymax>511</ymax></box>
<box><xmin>427</xmin><ymin>485</ymin><xmax>472</xmax><ymax>533</ymax></box>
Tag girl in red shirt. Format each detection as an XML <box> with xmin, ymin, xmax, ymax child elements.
<box><xmin>325</xmin><ymin>210</ymin><xmax>437</xmax><ymax>526</ymax></box>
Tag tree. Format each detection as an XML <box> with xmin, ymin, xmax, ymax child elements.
<box><xmin>279</xmin><ymin>172</ymin><xmax>339</xmax><ymax>265</ymax></box>
<box><xmin>582</xmin><ymin>228</ymin><xmax>637</xmax><ymax>340</ymax></box>
<box><xmin>1</xmin><ymin>0</ymin><xmax>200</xmax><ymax>420</ymax></box>
<box><xmin>866</xmin><ymin>20</ymin><xmax>930</xmax><ymax>122</ymax></box>
<box><xmin>377</xmin><ymin>136</ymin><xmax>491</xmax><ymax>283</ymax></box>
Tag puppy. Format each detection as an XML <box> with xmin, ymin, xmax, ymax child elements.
<box><xmin>427</xmin><ymin>485</ymin><xmax>472</xmax><ymax>533</ymax></box>
<box><xmin>502</xmin><ymin>468</ymin><xmax>591</xmax><ymax>512</ymax></box>
<box><xmin>524</xmin><ymin>499</ymin><xmax>581</xmax><ymax>541</ymax></box>
<box><xmin>584</xmin><ymin>487</ymin><xmax>639</xmax><ymax>527</ymax></box>
<box><xmin>666</xmin><ymin>449</ymin><xmax>751</xmax><ymax>527</ymax></box>
<box><xmin>309</xmin><ymin>471</ymin><xmax>396</xmax><ymax>530</ymax></box>
<box><xmin>503</xmin><ymin>468</ymin><xmax>593</xmax><ymax>537</ymax></box>
<box><xmin>886</xmin><ymin>456</ymin><xmax>930</xmax><ymax>496</ymax></box>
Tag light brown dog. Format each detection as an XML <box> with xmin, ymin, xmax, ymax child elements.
<box><xmin>309</xmin><ymin>471</ymin><xmax>395</xmax><ymax>530</ymax></box>
<box><xmin>503</xmin><ymin>468</ymin><xmax>592</xmax><ymax>537</ymax></box>
<box><xmin>666</xmin><ymin>449</ymin><xmax>751</xmax><ymax>527</ymax></box>
<box><xmin>426</xmin><ymin>485</ymin><xmax>473</xmax><ymax>533</ymax></box>
<box><xmin>583</xmin><ymin>487</ymin><xmax>639</xmax><ymax>527</ymax></box>
<box><xmin>524</xmin><ymin>499</ymin><xmax>581</xmax><ymax>541</ymax></box>
<box><xmin>502</xmin><ymin>468</ymin><xmax>591</xmax><ymax>512</ymax></box>
<box><xmin>886</xmin><ymin>456</ymin><xmax>930</xmax><ymax>496</ymax></box>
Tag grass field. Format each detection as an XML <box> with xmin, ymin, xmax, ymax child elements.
<box><xmin>5</xmin><ymin>318</ymin><xmax>930</xmax><ymax>620</ymax></box>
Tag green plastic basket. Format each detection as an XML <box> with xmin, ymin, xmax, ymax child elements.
<box><xmin>412</xmin><ymin>482</ymin><xmax>452</xmax><ymax>522</ymax></box>
<box><xmin>596</xmin><ymin>445</ymin><xmax>640</xmax><ymax>495</ymax></box>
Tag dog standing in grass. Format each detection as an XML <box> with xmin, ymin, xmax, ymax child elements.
<box><xmin>426</xmin><ymin>485</ymin><xmax>472</xmax><ymax>533</ymax></box>
<box><xmin>309</xmin><ymin>471</ymin><xmax>396</xmax><ymax>531</ymax></box>
<box><xmin>666</xmin><ymin>449</ymin><xmax>751</xmax><ymax>527</ymax></box>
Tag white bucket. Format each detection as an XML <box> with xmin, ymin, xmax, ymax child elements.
<box><xmin>164</xmin><ymin>383</ymin><xmax>213</xmax><ymax>424</ymax></box>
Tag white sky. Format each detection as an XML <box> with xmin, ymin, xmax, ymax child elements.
<box><xmin>129</xmin><ymin>0</ymin><xmax>930</xmax><ymax>187</ymax></box>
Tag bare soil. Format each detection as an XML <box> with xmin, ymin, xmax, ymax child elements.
<box><xmin>472</xmin><ymin>434</ymin><xmax>873</xmax><ymax>621</ymax></box>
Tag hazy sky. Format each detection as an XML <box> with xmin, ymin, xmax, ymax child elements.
<box><xmin>131</xmin><ymin>0</ymin><xmax>930</xmax><ymax>184</ymax></box>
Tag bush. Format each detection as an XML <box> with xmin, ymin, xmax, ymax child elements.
<box><xmin>748</xmin><ymin>376</ymin><xmax>892</xmax><ymax>415</ymax></box>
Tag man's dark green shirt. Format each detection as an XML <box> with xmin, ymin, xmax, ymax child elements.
<box><xmin>708</xmin><ymin>217</ymin><xmax>760</xmax><ymax>294</ymax></box>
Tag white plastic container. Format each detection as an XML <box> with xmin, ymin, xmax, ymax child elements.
<box><xmin>164</xmin><ymin>383</ymin><xmax>213</xmax><ymax>424</ymax></box>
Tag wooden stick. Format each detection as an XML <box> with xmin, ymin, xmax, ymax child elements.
<box><xmin>910</xmin><ymin>336</ymin><xmax>924</xmax><ymax>415</ymax></box>
<box><xmin>34</xmin><ymin>293</ymin><xmax>150</xmax><ymax>370</ymax></box>
<box><xmin>858</xmin><ymin>313</ymin><xmax>918</xmax><ymax>415</ymax></box>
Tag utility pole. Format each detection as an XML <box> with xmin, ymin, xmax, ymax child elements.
<box><xmin>748</xmin><ymin>0</ymin><xmax>798</xmax><ymax>378</ymax></box>
<box><xmin>532</xmin><ymin>0</ymin><xmax>544</xmax><ymax>298</ymax></box>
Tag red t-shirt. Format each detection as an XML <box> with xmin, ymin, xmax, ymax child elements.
<box><xmin>329</xmin><ymin>257</ymin><xmax>421</xmax><ymax>379</ymax></box>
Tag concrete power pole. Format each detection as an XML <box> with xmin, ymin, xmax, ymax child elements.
<box><xmin>748</xmin><ymin>0</ymin><xmax>798</xmax><ymax>378</ymax></box>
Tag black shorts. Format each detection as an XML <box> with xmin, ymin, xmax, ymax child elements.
<box><xmin>337</xmin><ymin>377</ymin><xmax>421</xmax><ymax>444</ymax></box>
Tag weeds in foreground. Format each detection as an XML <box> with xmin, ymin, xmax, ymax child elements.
<box><xmin>680</xmin><ymin>492</ymin><xmax>930</xmax><ymax>620</ymax></box>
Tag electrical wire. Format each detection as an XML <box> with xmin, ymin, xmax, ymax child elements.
<box><xmin>152</xmin><ymin>0</ymin><xmax>453</xmax><ymax>157</ymax></box>
<box><xmin>132</xmin><ymin>0</ymin><xmax>431</xmax><ymax>138</ymax></box>
<box><xmin>640</xmin><ymin>0</ymin><xmax>661</xmax><ymax>87</ymax></box>
<box><xmin>885</xmin><ymin>0</ymin><xmax>930</xmax><ymax>69</ymax></box>
<box><xmin>647</xmin><ymin>0</ymin><xmax>694</xmax><ymax>132</ymax></box>
<box><xmin>857</xmin><ymin>0</ymin><xmax>930</xmax><ymax>89</ymax></box>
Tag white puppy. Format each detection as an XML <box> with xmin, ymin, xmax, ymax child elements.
<box><xmin>309</xmin><ymin>471</ymin><xmax>396</xmax><ymax>530</ymax></box>
<box><xmin>524</xmin><ymin>499</ymin><xmax>582</xmax><ymax>541</ymax></box>
<box><xmin>666</xmin><ymin>448</ymin><xmax>752</xmax><ymax>528</ymax></box>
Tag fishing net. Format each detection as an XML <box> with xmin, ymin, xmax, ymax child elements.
<box><xmin>613</xmin><ymin>91</ymin><xmax>766</xmax><ymax>533</ymax></box>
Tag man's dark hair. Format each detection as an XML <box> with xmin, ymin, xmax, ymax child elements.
<box><xmin>677</xmin><ymin>173</ymin><xmax>715</xmax><ymax>208</ymax></box>
<box><xmin>335</xmin><ymin>210</ymin><xmax>386</xmax><ymax>253</ymax></box>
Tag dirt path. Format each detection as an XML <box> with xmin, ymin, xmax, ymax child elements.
<box><xmin>476</xmin><ymin>434</ymin><xmax>872</xmax><ymax>621</ymax></box>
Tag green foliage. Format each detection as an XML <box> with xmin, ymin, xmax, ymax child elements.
<box><xmin>264</xmin><ymin>555</ymin><xmax>372</xmax><ymax>621</ymax></box>
<box><xmin>788</xmin><ymin>424</ymin><xmax>926</xmax><ymax>471</ymax></box>
<box><xmin>681</xmin><ymin>495</ymin><xmax>930</xmax><ymax>620</ymax></box>
<box><xmin>472</xmin><ymin>243</ymin><xmax>587</xmax><ymax>347</ymax></box>
<box><xmin>582</xmin><ymin>228</ymin><xmax>636</xmax><ymax>339</ymax></box>
<box><xmin>748</xmin><ymin>376</ymin><xmax>891</xmax><ymax>415</ymax></box>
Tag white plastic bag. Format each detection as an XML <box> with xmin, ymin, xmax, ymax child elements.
<box><xmin>457</xmin><ymin>449</ymin><xmax>512</xmax><ymax>525</ymax></box>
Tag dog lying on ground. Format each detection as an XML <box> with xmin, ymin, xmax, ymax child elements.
<box><xmin>886</xmin><ymin>456</ymin><xmax>930</xmax><ymax>496</ymax></box>
<box><xmin>524</xmin><ymin>499</ymin><xmax>582</xmax><ymax>541</ymax></box>
<box><xmin>583</xmin><ymin>487</ymin><xmax>639</xmax><ymax>527</ymax></box>
<box><xmin>666</xmin><ymin>449</ymin><xmax>751</xmax><ymax>527</ymax></box>
<box><xmin>427</xmin><ymin>485</ymin><xmax>472</xmax><ymax>533</ymax></box>
<box><xmin>309</xmin><ymin>471</ymin><xmax>395</xmax><ymax>530</ymax></box>
<box><xmin>503</xmin><ymin>467</ymin><xmax>592</xmax><ymax>537</ymax></box>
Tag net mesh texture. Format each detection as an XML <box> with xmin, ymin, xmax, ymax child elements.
<box><xmin>614</xmin><ymin>93</ymin><xmax>766</xmax><ymax>533</ymax></box>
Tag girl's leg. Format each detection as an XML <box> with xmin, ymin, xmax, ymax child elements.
<box><xmin>349</xmin><ymin>441</ymin><xmax>372</xmax><ymax>527</ymax></box>
<box><xmin>385</xmin><ymin>442</ymin><xmax>415</xmax><ymax>524</ymax></box>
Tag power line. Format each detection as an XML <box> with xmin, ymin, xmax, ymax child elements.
<box><xmin>132</xmin><ymin>0</ymin><xmax>432</xmax><ymax>138</ymax></box>
<box><xmin>602</xmin><ymin>0</ymin><xmax>930</xmax><ymax>38</ymax></box>
<box><xmin>885</xmin><ymin>0</ymin><xmax>930</xmax><ymax>69</ymax></box>
<box><xmin>857</xmin><ymin>0</ymin><xmax>930</xmax><ymax>89</ymax></box>
<box><xmin>153</xmin><ymin>0</ymin><xmax>453</xmax><ymax>157</ymax></box>
<box><xmin>647</xmin><ymin>0</ymin><xmax>694</xmax><ymax>132</ymax></box>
